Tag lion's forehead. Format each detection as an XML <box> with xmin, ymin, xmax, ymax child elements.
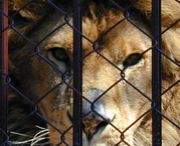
<box><xmin>42</xmin><ymin>16</ymin><xmax>151</xmax><ymax>61</ymax></box>
<box><xmin>42</xmin><ymin>17</ymin><xmax>99</xmax><ymax>55</ymax></box>
<box><xmin>13</xmin><ymin>2</ymin><xmax>151</xmax><ymax>58</ymax></box>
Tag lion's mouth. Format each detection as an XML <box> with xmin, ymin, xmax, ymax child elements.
<box><xmin>67</xmin><ymin>110</ymin><xmax>116</xmax><ymax>141</ymax></box>
<box><xmin>83</xmin><ymin>119</ymin><xmax>109</xmax><ymax>140</ymax></box>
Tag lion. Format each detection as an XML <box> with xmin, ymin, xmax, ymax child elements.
<box><xmin>8</xmin><ymin>0</ymin><xmax>180</xmax><ymax>146</ymax></box>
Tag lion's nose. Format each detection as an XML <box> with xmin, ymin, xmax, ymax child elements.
<box><xmin>82</xmin><ymin>88</ymin><xmax>110</xmax><ymax>139</ymax></box>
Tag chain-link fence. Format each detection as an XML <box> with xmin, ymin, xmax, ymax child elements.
<box><xmin>0</xmin><ymin>0</ymin><xmax>180</xmax><ymax>146</ymax></box>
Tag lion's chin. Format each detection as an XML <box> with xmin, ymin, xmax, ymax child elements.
<box><xmin>83</xmin><ymin>125</ymin><xmax>135</xmax><ymax>146</ymax></box>
<box><xmin>83</xmin><ymin>135</ymin><xmax>133</xmax><ymax>146</ymax></box>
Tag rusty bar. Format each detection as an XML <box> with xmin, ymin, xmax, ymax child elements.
<box><xmin>152</xmin><ymin>0</ymin><xmax>162</xmax><ymax>146</ymax></box>
<box><xmin>0</xmin><ymin>0</ymin><xmax>8</xmax><ymax>144</ymax></box>
<box><xmin>73</xmin><ymin>0</ymin><xmax>83</xmax><ymax>145</ymax></box>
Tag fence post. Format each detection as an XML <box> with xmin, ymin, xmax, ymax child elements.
<box><xmin>152</xmin><ymin>0</ymin><xmax>162</xmax><ymax>146</ymax></box>
<box><xmin>0</xmin><ymin>0</ymin><xmax>8</xmax><ymax>145</ymax></box>
<box><xmin>73</xmin><ymin>0</ymin><xmax>83</xmax><ymax>145</ymax></box>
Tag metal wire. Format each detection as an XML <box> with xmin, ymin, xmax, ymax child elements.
<box><xmin>0</xmin><ymin>0</ymin><xmax>179</xmax><ymax>146</ymax></box>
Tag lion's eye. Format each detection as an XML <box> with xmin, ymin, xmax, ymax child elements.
<box><xmin>47</xmin><ymin>47</ymin><xmax>70</xmax><ymax>73</ymax></box>
<box><xmin>9</xmin><ymin>10</ymin><xmax>30</xmax><ymax>24</ymax></box>
<box><xmin>51</xmin><ymin>47</ymin><xmax>69</xmax><ymax>62</ymax></box>
<box><xmin>123</xmin><ymin>53</ymin><xmax>142</xmax><ymax>68</ymax></box>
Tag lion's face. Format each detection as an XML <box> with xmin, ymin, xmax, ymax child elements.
<box><xmin>9</xmin><ymin>1</ymin><xmax>179</xmax><ymax>146</ymax></box>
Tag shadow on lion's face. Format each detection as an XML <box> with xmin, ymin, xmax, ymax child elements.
<box><xmin>9</xmin><ymin>1</ymin><xmax>179</xmax><ymax>146</ymax></box>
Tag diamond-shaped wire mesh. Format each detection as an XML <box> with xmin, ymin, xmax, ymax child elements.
<box><xmin>0</xmin><ymin>0</ymin><xmax>179</xmax><ymax>146</ymax></box>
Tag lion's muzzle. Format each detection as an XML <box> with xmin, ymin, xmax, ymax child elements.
<box><xmin>82</xmin><ymin>88</ymin><xmax>111</xmax><ymax>139</ymax></box>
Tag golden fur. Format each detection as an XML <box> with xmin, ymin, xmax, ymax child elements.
<box><xmin>9</xmin><ymin>0</ymin><xmax>180</xmax><ymax>145</ymax></box>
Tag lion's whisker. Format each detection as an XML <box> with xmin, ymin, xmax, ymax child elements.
<box><xmin>31</xmin><ymin>129</ymin><xmax>50</xmax><ymax>145</ymax></box>
<box><xmin>10</xmin><ymin>131</ymin><xmax>32</xmax><ymax>138</ymax></box>
<box><xmin>35</xmin><ymin>125</ymin><xmax>47</xmax><ymax>130</ymax></box>
<box><xmin>9</xmin><ymin>126</ymin><xmax>50</xmax><ymax>145</ymax></box>
<box><xmin>31</xmin><ymin>136</ymin><xmax>50</xmax><ymax>146</ymax></box>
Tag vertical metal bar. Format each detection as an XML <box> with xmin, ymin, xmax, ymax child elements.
<box><xmin>73</xmin><ymin>0</ymin><xmax>83</xmax><ymax>146</ymax></box>
<box><xmin>152</xmin><ymin>0</ymin><xmax>162</xmax><ymax>146</ymax></box>
<box><xmin>0</xmin><ymin>0</ymin><xmax>8</xmax><ymax>144</ymax></box>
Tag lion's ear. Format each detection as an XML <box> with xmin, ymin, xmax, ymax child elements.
<box><xmin>134</xmin><ymin>0</ymin><xmax>180</xmax><ymax>27</ymax></box>
<box><xmin>162</xmin><ymin>28</ymin><xmax>180</xmax><ymax>81</ymax></box>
